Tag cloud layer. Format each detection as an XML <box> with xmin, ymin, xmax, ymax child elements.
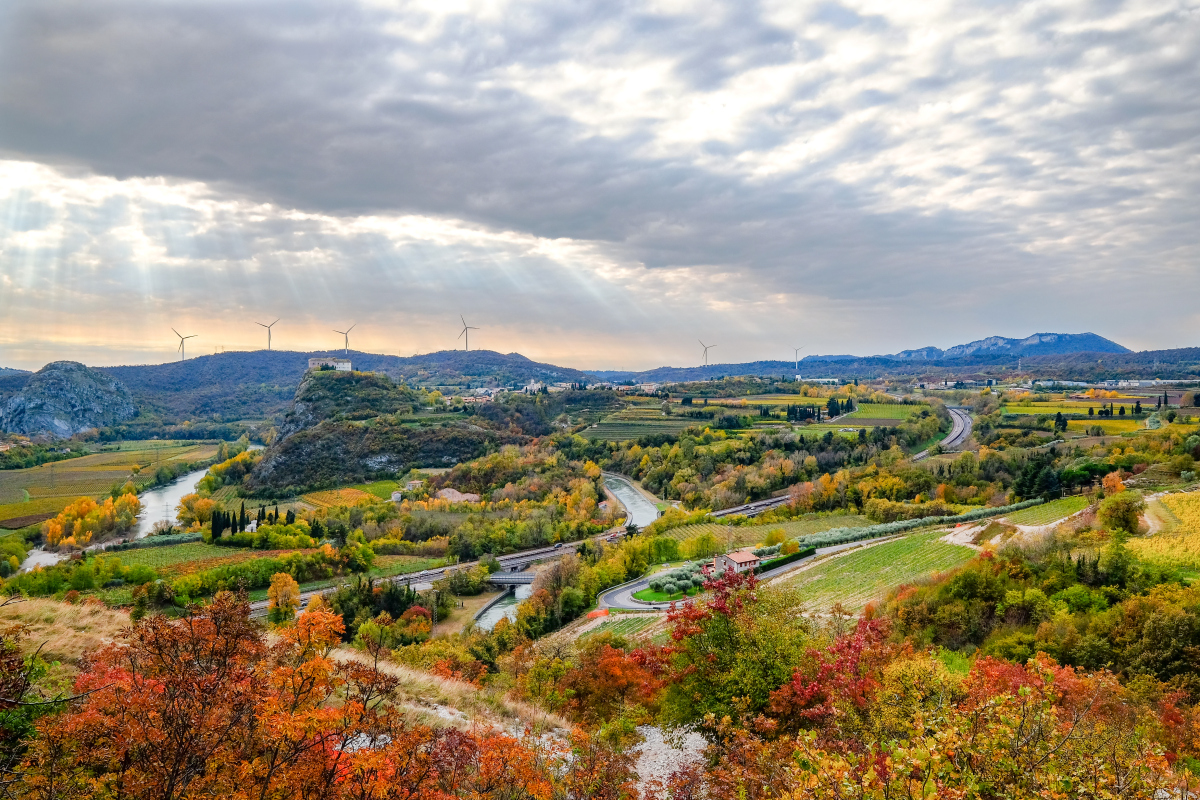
<box><xmin>0</xmin><ymin>0</ymin><xmax>1197</xmax><ymax>370</ymax></box>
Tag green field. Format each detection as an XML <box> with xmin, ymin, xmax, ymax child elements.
<box><xmin>665</xmin><ymin>513</ymin><xmax>871</xmax><ymax>548</ymax></box>
<box><xmin>352</xmin><ymin>480</ymin><xmax>401</xmax><ymax>499</ymax></box>
<box><xmin>780</xmin><ymin>530</ymin><xmax>975</xmax><ymax>612</ymax></box>
<box><xmin>580</xmin><ymin>615</ymin><xmax>659</xmax><ymax>640</ymax></box>
<box><xmin>633</xmin><ymin>585</ymin><xmax>699</xmax><ymax>602</ymax></box>
<box><xmin>584</xmin><ymin>406</ymin><xmax>697</xmax><ymax>440</ymax></box>
<box><xmin>1003</xmin><ymin>496</ymin><xmax>1089</xmax><ymax>526</ymax></box>
<box><xmin>844</xmin><ymin>403</ymin><xmax>926</xmax><ymax>420</ymax></box>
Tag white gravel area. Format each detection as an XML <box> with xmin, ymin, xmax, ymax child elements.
<box><xmin>631</xmin><ymin>725</ymin><xmax>706</xmax><ymax>790</ymax></box>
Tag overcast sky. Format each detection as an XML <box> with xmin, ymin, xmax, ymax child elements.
<box><xmin>0</xmin><ymin>0</ymin><xmax>1197</xmax><ymax>371</ymax></box>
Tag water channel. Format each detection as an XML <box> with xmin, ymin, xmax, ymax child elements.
<box><xmin>474</xmin><ymin>585</ymin><xmax>532</xmax><ymax>631</ymax></box>
<box><xmin>602</xmin><ymin>473</ymin><xmax>661</xmax><ymax>529</ymax></box>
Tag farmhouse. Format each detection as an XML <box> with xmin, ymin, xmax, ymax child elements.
<box><xmin>308</xmin><ymin>357</ymin><xmax>352</xmax><ymax>371</ymax></box>
<box><xmin>713</xmin><ymin>550</ymin><xmax>760</xmax><ymax>574</ymax></box>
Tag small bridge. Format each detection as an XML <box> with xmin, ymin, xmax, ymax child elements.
<box><xmin>488</xmin><ymin>572</ymin><xmax>535</xmax><ymax>585</ymax></box>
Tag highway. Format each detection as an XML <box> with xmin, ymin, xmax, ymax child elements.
<box><xmin>247</xmin><ymin>543</ymin><xmax>576</xmax><ymax>619</ymax></box>
<box><xmin>914</xmin><ymin>407</ymin><xmax>972</xmax><ymax>460</ymax></box>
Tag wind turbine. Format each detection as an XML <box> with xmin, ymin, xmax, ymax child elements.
<box><xmin>458</xmin><ymin>316</ymin><xmax>479</xmax><ymax>351</ymax></box>
<box><xmin>793</xmin><ymin>345</ymin><xmax>806</xmax><ymax>372</ymax></box>
<box><xmin>332</xmin><ymin>323</ymin><xmax>356</xmax><ymax>356</ymax></box>
<box><xmin>699</xmin><ymin>340</ymin><xmax>716</xmax><ymax>366</ymax></box>
<box><xmin>172</xmin><ymin>328</ymin><xmax>197</xmax><ymax>361</ymax></box>
<box><xmin>256</xmin><ymin>319</ymin><xmax>280</xmax><ymax>350</ymax></box>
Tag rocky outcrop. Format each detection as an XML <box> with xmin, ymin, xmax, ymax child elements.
<box><xmin>0</xmin><ymin>361</ymin><xmax>136</xmax><ymax>438</ymax></box>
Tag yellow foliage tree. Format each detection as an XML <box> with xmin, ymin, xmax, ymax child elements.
<box><xmin>267</xmin><ymin>572</ymin><xmax>301</xmax><ymax>624</ymax></box>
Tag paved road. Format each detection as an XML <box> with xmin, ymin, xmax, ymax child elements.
<box><xmin>914</xmin><ymin>407</ymin><xmax>972</xmax><ymax>461</ymax></box>
<box><xmin>248</xmin><ymin>543</ymin><xmax>579</xmax><ymax>618</ymax></box>
<box><xmin>597</xmin><ymin>539</ymin><xmax>887</xmax><ymax>611</ymax></box>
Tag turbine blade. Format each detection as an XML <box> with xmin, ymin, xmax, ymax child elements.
<box><xmin>347</xmin><ymin>323</ymin><xmax>356</xmax><ymax>333</ymax></box>
<box><xmin>172</xmin><ymin>328</ymin><xmax>182</xmax><ymax>339</ymax></box>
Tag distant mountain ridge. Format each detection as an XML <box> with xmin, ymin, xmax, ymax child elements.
<box><xmin>878</xmin><ymin>332</ymin><xmax>1130</xmax><ymax>360</ymax></box>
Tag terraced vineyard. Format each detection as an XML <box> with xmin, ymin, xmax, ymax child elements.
<box><xmin>579</xmin><ymin>615</ymin><xmax>660</xmax><ymax>641</ymax></box>
<box><xmin>1003</xmin><ymin>496</ymin><xmax>1089</xmax><ymax>526</ymax></box>
<box><xmin>665</xmin><ymin>513</ymin><xmax>871</xmax><ymax>548</ymax></box>
<box><xmin>779</xmin><ymin>530</ymin><xmax>975</xmax><ymax>612</ymax></box>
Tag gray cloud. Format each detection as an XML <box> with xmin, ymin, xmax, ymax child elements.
<box><xmin>0</xmin><ymin>0</ymin><xmax>1198</xmax><ymax>370</ymax></box>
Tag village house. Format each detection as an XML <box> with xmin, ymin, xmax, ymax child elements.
<box><xmin>713</xmin><ymin>549</ymin><xmax>760</xmax><ymax>574</ymax></box>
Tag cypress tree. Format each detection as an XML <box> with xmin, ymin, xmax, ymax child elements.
<box><xmin>257</xmin><ymin>506</ymin><xmax>266</xmax><ymax>525</ymax></box>
<box><xmin>240</xmin><ymin>501</ymin><xmax>248</xmax><ymax>530</ymax></box>
<box><xmin>285</xmin><ymin>508</ymin><xmax>295</xmax><ymax>525</ymax></box>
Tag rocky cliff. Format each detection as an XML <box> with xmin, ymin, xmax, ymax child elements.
<box><xmin>0</xmin><ymin>361</ymin><xmax>137</xmax><ymax>438</ymax></box>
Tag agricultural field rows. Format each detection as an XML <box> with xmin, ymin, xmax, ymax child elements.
<box><xmin>0</xmin><ymin>442</ymin><xmax>213</xmax><ymax>515</ymax></box>
<box><xmin>665</xmin><ymin>513</ymin><xmax>871</xmax><ymax>548</ymax></box>
<box><xmin>844</xmin><ymin>403</ymin><xmax>926</xmax><ymax>419</ymax></box>
<box><xmin>1002</xmin><ymin>496</ymin><xmax>1089</xmax><ymax>526</ymax></box>
<box><xmin>1002</xmin><ymin>404</ymin><xmax>1126</xmax><ymax>416</ymax></box>
<box><xmin>1066</xmin><ymin>419</ymin><xmax>1143</xmax><ymax>434</ymax></box>
<box><xmin>579</xmin><ymin>615</ymin><xmax>660</xmax><ymax>641</ymax></box>
<box><xmin>1161</xmin><ymin>492</ymin><xmax>1200</xmax><ymax>533</ymax></box>
<box><xmin>779</xmin><ymin>530</ymin><xmax>975</xmax><ymax>612</ymax></box>
<box><xmin>116</xmin><ymin>543</ymin><xmax>306</xmax><ymax>576</ymax></box>
<box><xmin>302</xmin><ymin>488</ymin><xmax>377</xmax><ymax>508</ymax></box>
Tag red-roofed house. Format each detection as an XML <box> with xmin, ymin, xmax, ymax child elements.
<box><xmin>713</xmin><ymin>550</ymin><xmax>760</xmax><ymax>574</ymax></box>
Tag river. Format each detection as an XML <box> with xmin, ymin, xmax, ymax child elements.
<box><xmin>20</xmin><ymin>462</ymin><xmax>214</xmax><ymax>571</ymax></box>
<box><xmin>128</xmin><ymin>467</ymin><xmax>212</xmax><ymax>539</ymax></box>
<box><xmin>602</xmin><ymin>473</ymin><xmax>661</xmax><ymax>528</ymax></box>
<box><xmin>475</xmin><ymin>585</ymin><xmax>532</xmax><ymax>631</ymax></box>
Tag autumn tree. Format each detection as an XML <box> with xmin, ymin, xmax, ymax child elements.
<box><xmin>16</xmin><ymin>592</ymin><xmax>638</xmax><ymax>799</ymax></box>
<box><xmin>267</xmin><ymin>572</ymin><xmax>301</xmax><ymax>624</ymax></box>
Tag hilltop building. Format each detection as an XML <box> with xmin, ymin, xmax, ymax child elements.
<box><xmin>308</xmin><ymin>358</ymin><xmax>352</xmax><ymax>372</ymax></box>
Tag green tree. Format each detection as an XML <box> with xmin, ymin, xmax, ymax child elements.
<box><xmin>1099</xmin><ymin>490</ymin><xmax>1145</xmax><ymax>536</ymax></box>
